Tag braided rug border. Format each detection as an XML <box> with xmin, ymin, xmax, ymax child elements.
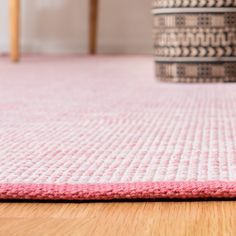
<box><xmin>0</xmin><ymin>182</ymin><xmax>236</xmax><ymax>201</ymax></box>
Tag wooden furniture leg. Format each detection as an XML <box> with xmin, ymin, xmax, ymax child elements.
<box><xmin>89</xmin><ymin>0</ymin><xmax>98</xmax><ymax>54</ymax></box>
<box><xmin>9</xmin><ymin>0</ymin><xmax>20</xmax><ymax>62</ymax></box>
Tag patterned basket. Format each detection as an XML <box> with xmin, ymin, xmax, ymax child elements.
<box><xmin>152</xmin><ymin>0</ymin><xmax>236</xmax><ymax>82</ymax></box>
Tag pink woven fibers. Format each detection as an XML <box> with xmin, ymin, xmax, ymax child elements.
<box><xmin>0</xmin><ymin>56</ymin><xmax>236</xmax><ymax>200</ymax></box>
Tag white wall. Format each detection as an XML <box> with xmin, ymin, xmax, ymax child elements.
<box><xmin>0</xmin><ymin>0</ymin><xmax>153</xmax><ymax>54</ymax></box>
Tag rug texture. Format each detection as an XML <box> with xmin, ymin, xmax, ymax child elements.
<box><xmin>0</xmin><ymin>56</ymin><xmax>236</xmax><ymax>201</ymax></box>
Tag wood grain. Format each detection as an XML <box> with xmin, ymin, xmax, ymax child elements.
<box><xmin>89</xmin><ymin>0</ymin><xmax>98</xmax><ymax>54</ymax></box>
<box><xmin>0</xmin><ymin>201</ymin><xmax>235</xmax><ymax>236</ymax></box>
<box><xmin>9</xmin><ymin>0</ymin><xmax>20</xmax><ymax>62</ymax></box>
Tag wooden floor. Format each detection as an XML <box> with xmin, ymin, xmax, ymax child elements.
<box><xmin>0</xmin><ymin>201</ymin><xmax>235</xmax><ymax>236</ymax></box>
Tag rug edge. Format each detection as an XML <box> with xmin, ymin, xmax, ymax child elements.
<box><xmin>0</xmin><ymin>181</ymin><xmax>236</xmax><ymax>201</ymax></box>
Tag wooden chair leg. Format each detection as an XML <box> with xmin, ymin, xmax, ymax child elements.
<box><xmin>10</xmin><ymin>0</ymin><xmax>20</xmax><ymax>62</ymax></box>
<box><xmin>89</xmin><ymin>0</ymin><xmax>98</xmax><ymax>54</ymax></box>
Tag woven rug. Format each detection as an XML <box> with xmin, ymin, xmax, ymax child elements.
<box><xmin>0</xmin><ymin>56</ymin><xmax>236</xmax><ymax>201</ymax></box>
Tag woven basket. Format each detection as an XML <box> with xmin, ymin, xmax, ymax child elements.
<box><xmin>152</xmin><ymin>0</ymin><xmax>236</xmax><ymax>83</ymax></box>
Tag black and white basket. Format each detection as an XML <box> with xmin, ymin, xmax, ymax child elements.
<box><xmin>153</xmin><ymin>0</ymin><xmax>236</xmax><ymax>82</ymax></box>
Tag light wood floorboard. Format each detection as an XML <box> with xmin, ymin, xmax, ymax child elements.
<box><xmin>0</xmin><ymin>201</ymin><xmax>235</xmax><ymax>236</ymax></box>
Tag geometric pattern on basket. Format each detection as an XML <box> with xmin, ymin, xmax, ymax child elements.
<box><xmin>156</xmin><ymin>63</ymin><xmax>236</xmax><ymax>83</ymax></box>
<box><xmin>153</xmin><ymin>0</ymin><xmax>236</xmax><ymax>8</ymax></box>
<box><xmin>154</xmin><ymin>14</ymin><xmax>236</xmax><ymax>57</ymax></box>
<box><xmin>153</xmin><ymin>4</ymin><xmax>236</xmax><ymax>82</ymax></box>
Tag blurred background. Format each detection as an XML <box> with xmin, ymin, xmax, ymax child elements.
<box><xmin>0</xmin><ymin>0</ymin><xmax>152</xmax><ymax>55</ymax></box>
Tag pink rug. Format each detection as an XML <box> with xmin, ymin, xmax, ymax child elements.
<box><xmin>0</xmin><ymin>56</ymin><xmax>236</xmax><ymax>201</ymax></box>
